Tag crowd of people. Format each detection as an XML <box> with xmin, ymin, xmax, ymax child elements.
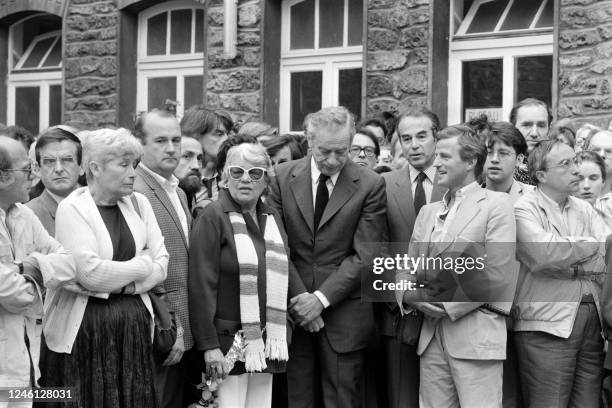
<box><xmin>1</xmin><ymin>99</ymin><xmax>612</xmax><ymax>408</ymax></box>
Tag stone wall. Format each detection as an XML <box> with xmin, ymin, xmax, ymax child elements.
<box><xmin>64</xmin><ymin>0</ymin><xmax>119</xmax><ymax>129</ymax></box>
<box><xmin>206</xmin><ymin>0</ymin><xmax>262</xmax><ymax>126</ymax></box>
<box><xmin>366</xmin><ymin>0</ymin><xmax>430</xmax><ymax>116</ymax></box>
<box><xmin>558</xmin><ymin>0</ymin><xmax>612</xmax><ymax>128</ymax></box>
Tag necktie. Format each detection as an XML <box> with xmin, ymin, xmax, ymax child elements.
<box><xmin>413</xmin><ymin>172</ymin><xmax>427</xmax><ymax>215</ymax></box>
<box><xmin>314</xmin><ymin>173</ymin><xmax>330</xmax><ymax>230</ymax></box>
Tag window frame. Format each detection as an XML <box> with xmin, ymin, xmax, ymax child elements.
<box><xmin>13</xmin><ymin>30</ymin><xmax>62</xmax><ymax>71</ymax></box>
<box><xmin>280</xmin><ymin>0</ymin><xmax>363</xmax><ymax>133</ymax></box>
<box><xmin>6</xmin><ymin>14</ymin><xmax>62</xmax><ymax>132</ymax></box>
<box><xmin>137</xmin><ymin>0</ymin><xmax>205</xmax><ymax>117</ymax></box>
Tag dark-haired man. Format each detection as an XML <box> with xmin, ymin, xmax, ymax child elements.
<box><xmin>26</xmin><ymin>128</ymin><xmax>83</xmax><ymax>236</ymax></box>
<box><xmin>397</xmin><ymin>125</ymin><xmax>517</xmax><ymax>407</ymax></box>
<box><xmin>174</xmin><ymin>136</ymin><xmax>203</xmax><ymax>215</ymax></box>
<box><xmin>513</xmin><ymin>140</ymin><xmax>608</xmax><ymax>408</ymax></box>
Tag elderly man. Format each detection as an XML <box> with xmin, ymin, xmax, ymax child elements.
<box><xmin>513</xmin><ymin>140</ymin><xmax>608</xmax><ymax>407</ymax></box>
<box><xmin>0</xmin><ymin>136</ymin><xmax>74</xmax><ymax>397</ymax></box>
<box><xmin>380</xmin><ymin>107</ymin><xmax>446</xmax><ymax>408</ymax></box>
<box><xmin>133</xmin><ymin>109</ymin><xmax>194</xmax><ymax>408</ymax></box>
<box><xmin>174</xmin><ymin>136</ymin><xmax>204</xmax><ymax>216</ymax></box>
<box><xmin>26</xmin><ymin>128</ymin><xmax>82</xmax><ymax>236</ymax></box>
<box><xmin>397</xmin><ymin>125</ymin><xmax>518</xmax><ymax>408</ymax></box>
<box><xmin>268</xmin><ymin>106</ymin><xmax>386</xmax><ymax>408</ymax></box>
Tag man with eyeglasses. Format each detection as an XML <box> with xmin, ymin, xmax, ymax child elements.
<box><xmin>378</xmin><ymin>108</ymin><xmax>446</xmax><ymax>408</ymax></box>
<box><xmin>0</xmin><ymin>135</ymin><xmax>74</xmax><ymax>394</ymax></box>
<box><xmin>349</xmin><ymin>128</ymin><xmax>380</xmax><ymax>170</ymax></box>
<box><xmin>483</xmin><ymin>122</ymin><xmax>534</xmax><ymax>203</ymax></box>
<box><xmin>26</xmin><ymin>128</ymin><xmax>83</xmax><ymax>236</ymax></box>
<box><xmin>268</xmin><ymin>106</ymin><xmax>386</xmax><ymax>408</ymax></box>
<box><xmin>513</xmin><ymin>140</ymin><xmax>608</xmax><ymax>407</ymax></box>
<box><xmin>133</xmin><ymin>109</ymin><xmax>195</xmax><ymax>408</ymax></box>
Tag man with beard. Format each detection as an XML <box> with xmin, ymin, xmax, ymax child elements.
<box><xmin>133</xmin><ymin>109</ymin><xmax>194</xmax><ymax>408</ymax></box>
<box><xmin>175</xmin><ymin>136</ymin><xmax>204</xmax><ymax>216</ymax></box>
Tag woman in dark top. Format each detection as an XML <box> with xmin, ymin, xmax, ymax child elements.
<box><xmin>189</xmin><ymin>141</ymin><xmax>302</xmax><ymax>408</ymax></box>
<box><xmin>44</xmin><ymin>128</ymin><xmax>169</xmax><ymax>407</ymax></box>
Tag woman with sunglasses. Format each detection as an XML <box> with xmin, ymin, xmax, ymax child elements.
<box><xmin>189</xmin><ymin>141</ymin><xmax>298</xmax><ymax>408</ymax></box>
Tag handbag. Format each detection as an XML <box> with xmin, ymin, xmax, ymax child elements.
<box><xmin>395</xmin><ymin>308</ymin><xmax>424</xmax><ymax>346</ymax></box>
<box><xmin>129</xmin><ymin>194</ymin><xmax>178</xmax><ymax>356</ymax></box>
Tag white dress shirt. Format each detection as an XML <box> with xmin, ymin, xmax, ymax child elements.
<box><xmin>309</xmin><ymin>157</ymin><xmax>341</xmax><ymax>308</ymax></box>
<box><xmin>140</xmin><ymin>163</ymin><xmax>189</xmax><ymax>241</ymax></box>
<box><xmin>409</xmin><ymin>164</ymin><xmax>437</xmax><ymax>203</ymax></box>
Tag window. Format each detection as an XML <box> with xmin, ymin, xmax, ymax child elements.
<box><xmin>7</xmin><ymin>14</ymin><xmax>62</xmax><ymax>135</ymax></box>
<box><xmin>448</xmin><ymin>0</ymin><xmax>553</xmax><ymax>124</ymax></box>
<box><xmin>137</xmin><ymin>0</ymin><xmax>205</xmax><ymax>118</ymax></box>
<box><xmin>280</xmin><ymin>0</ymin><xmax>364</xmax><ymax>132</ymax></box>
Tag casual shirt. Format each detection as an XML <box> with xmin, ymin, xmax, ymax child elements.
<box><xmin>430</xmin><ymin>181</ymin><xmax>480</xmax><ymax>243</ymax></box>
<box><xmin>409</xmin><ymin>164</ymin><xmax>437</xmax><ymax>203</ymax></box>
<box><xmin>140</xmin><ymin>164</ymin><xmax>189</xmax><ymax>241</ymax></box>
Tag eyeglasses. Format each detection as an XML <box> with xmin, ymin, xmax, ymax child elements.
<box><xmin>350</xmin><ymin>146</ymin><xmax>377</xmax><ymax>157</ymax></box>
<box><xmin>228</xmin><ymin>166</ymin><xmax>267</xmax><ymax>181</ymax></box>
<box><xmin>40</xmin><ymin>156</ymin><xmax>76</xmax><ymax>168</ymax></box>
<box><xmin>3</xmin><ymin>162</ymin><xmax>33</xmax><ymax>177</ymax></box>
<box><xmin>546</xmin><ymin>156</ymin><xmax>581</xmax><ymax>171</ymax></box>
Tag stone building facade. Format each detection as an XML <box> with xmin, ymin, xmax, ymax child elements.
<box><xmin>0</xmin><ymin>0</ymin><xmax>611</xmax><ymax>134</ymax></box>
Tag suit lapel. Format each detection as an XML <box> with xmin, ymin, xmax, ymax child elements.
<box><xmin>289</xmin><ymin>159</ymin><xmax>315</xmax><ymax>235</ymax></box>
<box><xmin>177</xmin><ymin>188</ymin><xmax>192</xmax><ymax>237</ymax></box>
<box><xmin>318</xmin><ymin>163</ymin><xmax>358</xmax><ymax>231</ymax></box>
<box><xmin>392</xmin><ymin>167</ymin><xmax>415</xmax><ymax>228</ymax></box>
<box><xmin>136</xmin><ymin>165</ymin><xmax>189</xmax><ymax>247</ymax></box>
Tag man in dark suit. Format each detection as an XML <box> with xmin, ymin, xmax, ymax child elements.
<box><xmin>379</xmin><ymin>108</ymin><xmax>446</xmax><ymax>408</ymax></box>
<box><xmin>268</xmin><ymin>106</ymin><xmax>387</xmax><ymax>408</ymax></box>
<box><xmin>133</xmin><ymin>109</ymin><xmax>194</xmax><ymax>408</ymax></box>
<box><xmin>26</xmin><ymin>127</ymin><xmax>83</xmax><ymax>235</ymax></box>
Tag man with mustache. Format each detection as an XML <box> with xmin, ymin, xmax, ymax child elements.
<box><xmin>513</xmin><ymin>140</ymin><xmax>608</xmax><ymax>407</ymax></box>
<box><xmin>174</xmin><ymin>136</ymin><xmax>204</xmax><ymax>216</ymax></box>
<box><xmin>133</xmin><ymin>109</ymin><xmax>194</xmax><ymax>408</ymax></box>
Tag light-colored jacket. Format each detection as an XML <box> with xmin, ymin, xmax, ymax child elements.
<box><xmin>46</xmin><ymin>187</ymin><xmax>168</xmax><ymax>353</ymax></box>
<box><xmin>513</xmin><ymin>188</ymin><xmax>609</xmax><ymax>338</ymax></box>
<box><xmin>0</xmin><ymin>204</ymin><xmax>74</xmax><ymax>388</ymax></box>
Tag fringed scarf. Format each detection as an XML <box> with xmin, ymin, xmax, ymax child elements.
<box><xmin>228</xmin><ymin>212</ymin><xmax>289</xmax><ymax>372</ymax></box>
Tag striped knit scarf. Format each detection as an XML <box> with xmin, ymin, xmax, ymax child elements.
<box><xmin>229</xmin><ymin>212</ymin><xmax>289</xmax><ymax>372</ymax></box>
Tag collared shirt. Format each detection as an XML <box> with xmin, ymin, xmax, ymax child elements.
<box><xmin>409</xmin><ymin>164</ymin><xmax>437</xmax><ymax>203</ymax></box>
<box><xmin>430</xmin><ymin>181</ymin><xmax>480</xmax><ymax>243</ymax></box>
<box><xmin>199</xmin><ymin>172</ymin><xmax>220</xmax><ymax>202</ymax></box>
<box><xmin>47</xmin><ymin>190</ymin><xmax>64</xmax><ymax>204</ymax></box>
<box><xmin>140</xmin><ymin>163</ymin><xmax>189</xmax><ymax>241</ymax></box>
<box><xmin>310</xmin><ymin>157</ymin><xmax>340</xmax><ymax>210</ymax></box>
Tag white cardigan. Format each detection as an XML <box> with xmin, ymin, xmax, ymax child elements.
<box><xmin>45</xmin><ymin>187</ymin><xmax>169</xmax><ymax>353</ymax></box>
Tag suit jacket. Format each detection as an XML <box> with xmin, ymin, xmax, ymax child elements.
<box><xmin>268</xmin><ymin>156</ymin><xmax>387</xmax><ymax>353</ymax></box>
<box><xmin>134</xmin><ymin>164</ymin><xmax>194</xmax><ymax>349</ymax></box>
<box><xmin>379</xmin><ymin>167</ymin><xmax>446</xmax><ymax>336</ymax></box>
<box><xmin>26</xmin><ymin>189</ymin><xmax>58</xmax><ymax>236</ymax></box>
<box><xmin>397</xmin><ymin>185</ymin><xmax>518</xmax><ymax>359</ymax></box>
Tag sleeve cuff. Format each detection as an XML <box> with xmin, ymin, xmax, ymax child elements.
<box><xmin>314</xmin><ymin>290</ymin><xmax>330</xmax><ymax>308</ymax></box>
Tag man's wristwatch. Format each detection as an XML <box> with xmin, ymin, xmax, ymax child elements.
<box><xmin>14</xmin><ymin>261</ymin><xmax>24</xmax><ymax>274</ymax></box>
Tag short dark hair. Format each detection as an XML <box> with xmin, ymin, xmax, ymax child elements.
<box><xmin>437</xmin><ymin>124</ymin><xmax>487</xmax><ymax>178</ymax></box>
<box><xmin>397</xmin><ymin>107</ymin><xmax>441</xmax><ymax>137</ymax></box>
<box><xmin>35</xmin><ymin>127</ymin><xmax>83</xmax><ymax>165</ymax></box>
<box><xmin>577</xmin><ymin>150</ymin><xmax>606</xmax><ymax>183</ymax></box>
<box><xmin>361</xmin><ymin>118</ymin><xmax>388</xmax><ymax>141</ymax></box>
<box><xmin>528</xmin><ymin>139</ymin><xmax>564</xmax><ymax>184</ymax></box>
<box><xmin>465</xmin><ymin>114</ymin><xmax>492</xmax><ymax>143</ymax></box>
<box><xmin>133</xmin><ymin>108</ymin><xmax>177</xmax><ymax>143</ymax></box>
<box><xmin>261</xmin><ymin>133</ymin><xmax>307</xmax><ymax>161</ymax></box>
<box><xmin>180</xmin><ymin>105</ymin><xmax>227</xmax><ymax>139</ymax></box>
<box><xmin>216</xmin><ymin>134</ymin><xmax>259</xmax><ymax>174</ymax></box>
<box><xmin>352</xmin><ymin>127</ymin><xmax>381</xmax><ymax>157</ymax></box>
<box><xmin>509</xmin><ymin>98</ymin><xmax>552</xmax><ymax>127</ymax></box>
<box><xmin>548</xmin><ymin>125</ymin><xmax>576</xmax><ymax>149</ymax></box>
<box><xmin>486</xmin><ymin>122</ymin><xmax>528</xmax><ymax>157</ymax></box>
<box><xmin>0</xmin><ymin>125</ymin><xmax>35</xmax><ymax>150</ymax></box>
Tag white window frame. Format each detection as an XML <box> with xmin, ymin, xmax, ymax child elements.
<box><xmin>14</xmin><ymin>31</ymin><xmax>61</xmax><ymax>70</ymax></box>
<box><xmin>7</xmin><ymin>15</ymin><xmax>62</xmax><ymax>132</ymax></box>
<box><xmin>448</xmin><ymin>0</ymin><xmax>553</xmax><ymax>125</ymax></box>
<box><xmin>137</xmin><ymin>0</ymin><xmax>204</xmax><ymax>118</ymax></box>
<box><xmin>280</xmin><ymin>0</ymin><xmax>363</xmax><ymax>133</ymax></box>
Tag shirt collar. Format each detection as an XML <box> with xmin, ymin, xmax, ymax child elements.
<box><xmin>140</xmin><ymin>163</ymin><xmax>179</xmax><ymax>190</ymax></box>
<box><xmin>537</xmin><ymin>187</ymin><xmax>571</xmax><ymax>211</ymax></box>
<box><xmin>409</xmin><ymin>164</ymin><xmax>436</xmax><ymax>184</ymax></box>
<box><xmin>442</xmin><ymin>181</ymin><xmax>480</xmax><ymax>207</ymax></box>
<box><xmin>311</xmin><ymin>156</ymin><xmax>340</xmax><ymax>186</ymax></box>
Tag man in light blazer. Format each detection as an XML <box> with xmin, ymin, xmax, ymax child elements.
<box><xmin>26</xmin><ymin>128</ymin><xmax>83</xmax><ymax>236</ymax></box>
<box><xmin>397</xmin><ymin>125</ymin><xmax>518</xmax><ymax>408</ymax></box>
<box><xmin>380</xmin><ymin>108</ymin><xmax>446</xmax><ymax>408</ymax></box>
<box><xmin>133</xmin><ymin>109</ymin><xmax>194</xmax><ymax>408</ymax></box>
<box><xmin>268</xmin><ymin>106</ymin><xmax>387</xmax><ymax>408</ymax></box>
